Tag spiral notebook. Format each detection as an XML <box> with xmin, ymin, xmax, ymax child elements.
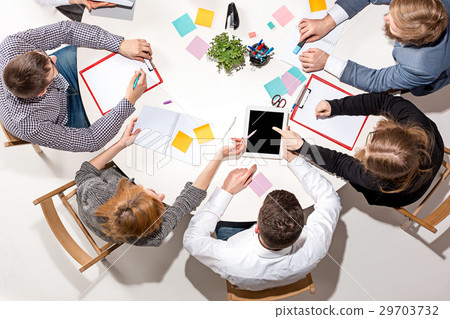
<box><xmin>133</xmin><ymin>106</ymin><xmax>213</xmax><ymax>165</ymax></box>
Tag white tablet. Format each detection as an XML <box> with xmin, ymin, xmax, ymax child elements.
<box><xmin>243</xmin><ymin>105</ymin><xmax>289</xmax><ymax>159</ymax></box>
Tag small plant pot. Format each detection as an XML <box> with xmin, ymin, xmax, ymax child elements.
<box><xmin>249</xmin><ymin>43</ymin><xmax>270</xmax><ymax>67</ymax></box>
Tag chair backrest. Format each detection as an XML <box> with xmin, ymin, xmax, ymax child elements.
<box><xmin>395</xmin><ymin>147</ymin><xmax>450</xmax><ymax>233</ymax></box>
<box><xmin>1</xmin><ymin>121</ymin><xmax>42</xmax><ymax>153</ymax></box>
<box><xmin>33</xmin><ymin>179</ymin><xmax>122</xmax><ymax>272</ymax></box>
<box><xmin>226</xmin><ymin>273</ymin><xmax>315</xmax><ymax>301</ymax></box>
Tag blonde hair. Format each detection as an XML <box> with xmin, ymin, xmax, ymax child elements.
<box><xmin>95</xmin><ymin>178</ymin><xmax>165</xmax><ymax>243</ymax></box>
<box><xmin>355</xmin><ymin>119</ymin><xmax>434</xmax><ymax>194</ymax></box>
<box><xmin>390</xmin><ymin>0</ymin><xmax>448</xmax><ymax>46</ymax></box>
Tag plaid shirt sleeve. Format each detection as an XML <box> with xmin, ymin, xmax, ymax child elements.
<box><xmin>23</xmin><ymin>97</ymin><xmax>135</xmax><ymax>152</ymax></box>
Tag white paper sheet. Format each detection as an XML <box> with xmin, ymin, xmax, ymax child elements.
<box><xmin>80</xmin><ymin>53</ymin><xmax>160</xmax><ymax>114</ymax></box>
<box><xmin>291</xmin><ymin>76</ymin><xmax>367</xmax><ymax>150</ymax></box>
<box><xmin>92</xmin><ymin>0</ymin><xmax>135</xmax><ymax>7</ymax></box>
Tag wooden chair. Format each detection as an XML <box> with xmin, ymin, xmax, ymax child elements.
<box><xmin>226</xmin><ymin>273</ymin><xmax>315</xmax><ymax>301</ymax></box>
<box><xmin>394</xmin><ymin>147</ymin><xmax>450</xmax><ymax>234</ymax></box>
<box><xmin>33</xmin><ymin>172</ymin><xmax>122</xmax><ymax>272</ymax></box>
<box><xmin>1</xmin><ymin>121</ymin><xmax>42</xmax><ymax>153</ymax></box>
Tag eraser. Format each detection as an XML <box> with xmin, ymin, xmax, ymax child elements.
<box><xmin>249</xmin><ymin>32</ymin><xmax>257</xmax><ymax>38</ymax></box>
<box><xmin>267</xmin><ymin>21</ymin><xmax>275</xmax><ymax>29</ymax></box>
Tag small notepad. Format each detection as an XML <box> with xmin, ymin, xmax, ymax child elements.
<box><xmin>194</xmin><ymin>124</ymin><xmax>214</xmax><ymax>144</ymax></box>
<box><xmin>171</xmin><ymin>131</ymin><xmax>193</xmax><ymax>153</ymax></box>
<box><xmin>195</xmin><ymin>8</ymin><xmax>215</xmax><ymax>27</ymax></box>
<box><xmin>186</xmin><ymin>36</ymin><xmax>210</xmax><ymax>60</ymax></box>
<box><xmin>272</xmin><ymin>5</ymin><xmax>295</xmax><ymax>27</ymax></box>
<box><xmin>309</xmin><ymin>0</ymin><xmax>327</xmax><ymax>12</ymax></box>
<box><xmin>249</xmin><ymin>172</ymin><xmax>273</xmax><ymax>197</ymax></box>
<box><xmin>264</xmin><ymin>77</ymin><xmax>288</xmax><ymax>98</ymax></box>
<box><xmin>172</xmin><ymin>13</ymin><xmax>196</xmax><ymax>37</ymax></box>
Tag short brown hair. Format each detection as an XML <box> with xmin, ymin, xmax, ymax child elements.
<box><xmin>95</xmin><ymin>178</ymin><xmax>166</xmax><ymax>243</ymax></box>
<box><xmin>3</xmin><ymin>51</ymin><xmax>52</xmax><ymax>98</ymax></box>
<box><xmin>355</xmin><ymin>118</ymin><xmax>434</xmax><ymax>194</ymax></box>
<box><xmin>390</xmin><ymin>0</ymin><xmax>448</xmax><ymax>46</ymax></box>
<box><xmin>257</xmin><ymin>190</ymin><xmax>304</xmax><ymax>250</ymax></box>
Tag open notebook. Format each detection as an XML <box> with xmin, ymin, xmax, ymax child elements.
<box><xmin>79</xmin><ymin>53</ymin><xmax>162</xmax><ymax>115</ymax></box>
<box><xmin>291</xmin><ymin>75</ymin><xmax>367</xmax><ymax>150</ymax></box>
<box><xmin>280</xmin><ymin>2</ymin><xmax>345</xmax><ymax>69</ymax></box>
<box><xmin>133</xmin><ymin>106</ymin><xmax>214</xmax><ymax>165</ymax></box>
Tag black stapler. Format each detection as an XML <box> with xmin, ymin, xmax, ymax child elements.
<box><xmin>225</xmin><ymin>2</ymin><xmax>240</xmax><ymax>30</ymax></box>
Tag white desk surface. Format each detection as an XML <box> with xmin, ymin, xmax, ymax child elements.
<box><xmin>79</xmin><ymin>0</ymin><xmax>393</xmax><ymax>221</ymax></box>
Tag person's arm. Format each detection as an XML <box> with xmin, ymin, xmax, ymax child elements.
<box><xmin>335</xmin><ymin>0</ymin><xmax>391</xmax><ymax>20</ymax></box>
<box><xmin>316</xmin><ymin>93</ymin><xmax>430</xmax><ymax>127</ymax></box>
<box><xmin>287</xmin><ymin>156</ymin><xmax>341</xmax><ymax>240</ymax></box>
<box><xmin>183</xmin><ymin>166</ymin><xmax>256</xmax><ymax>268</ymax></box>
<box><xmin>339</xmin><ymin>60</ymin><xmax>439</xmax><ymax>93</ymax></box>
<box><xmin>21</xmin><ymin>71</ymin><xmax>146</xmax><ymax>152</ymax></box>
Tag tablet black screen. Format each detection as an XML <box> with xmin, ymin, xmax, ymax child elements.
<box><xmin>246</xmin><ymin>110</ymin><xmax>284</xmax><ymax>155</ymax></box>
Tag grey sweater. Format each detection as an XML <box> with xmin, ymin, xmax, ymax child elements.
<box><xmin>75</xmin><ymin>162</ymin><xmax>207</xmax><ymax>246</ymax></box>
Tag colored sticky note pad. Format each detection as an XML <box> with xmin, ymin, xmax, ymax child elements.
<box><xmin>309</xmin><ymin>0</ymin><xmax>327</xmax><ymax>12</ymax></box>
<box><xmin>186</xmin><ymin>35</ymin><xmax>210</xmax><ymax>60</ymax></box>
<box><xmin>171</xmin><ymin>131</ymin><xmax>193</xmax><ymax>153</ymax></box>
<box><xmin>172</xmin><ymin>13</ymin><xmax>196</xmax><ymax>37</ymax></box>
<box><xmin>264</xmin><ymin>77</ymin><xmax>288</xmax><ymax>98</ymax></box>
<box><xmin>195</xmin><ymin>8</ymin><xmax>215</xmax><ymax>27</ymax></box>
<box><xmin>288</xmin><ymin>67</ymin><xmax>307</xmax><ymax>82</ymax></box>
<box><xmin>272</xmin><ymin>5</ymin><xmax>295</xmax><ymax>27</ymax></box>
<box><xmin>282</xmin><ymin>71</ymin><xmax>302</xmax><ymax>96</ymax></box>
<box><xmin>249</xmin><ymin>32</ymin><xmax>257</xmax><ymax>38</ymax></box>
<box><xmin>193</xmin><ymin>124</ymin><xmax>214</xmax><ymax>144</ymax></box>
<box><xmin>249</xmin><ymin>172</ymin><xmax>273</xmax><ymax>197</ymax></box>
<box><xmin>267</xmin><ymin>21</ymin><xmax>275</xmax><ymax>29</ymax></box>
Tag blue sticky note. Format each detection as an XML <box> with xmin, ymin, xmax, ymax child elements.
<box><xmin>172</xmin><ymin>13</ymin><xmax>197</xmax><ymax>37</ymax></box>
<box><xmin>288</xmin><ymin>67</ymin><xmax>307</xmax><ymax>82</ymax></box>
<box><xmin>267</xmin><ymin>21</ymin><xmax>275</xmax><ymax>29</ymax></box>
<box><xmin>264</xmin><ymin>77</ymin><xmax>288</xmax><ymax>98</ymax></box>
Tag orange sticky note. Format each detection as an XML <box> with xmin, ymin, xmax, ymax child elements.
<box><xmin>195</xmin><ymin>8</ymin><xmax>215</xmax><ymax>27</ymax></box>
<box><xmin>309</xmin><ymin>0</ymin><xmax>327</xmax><ymax>12</ymax></box>
<box><xmin>171</xmin><ymin>131</ymin><xmax>193</xmax><ymax>153</ymax></box>
<box><xmin>194</xmin><ymin>124</ymin><xmax>214</xmax><ymax>144</ymax></box>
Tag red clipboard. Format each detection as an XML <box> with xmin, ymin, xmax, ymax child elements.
<box><xmin>290</xmin><ymin>75</ymin><xmax>368</xmax><ymax>150</ymax></box>
<box><xmin>79</xmin><ymin>53</ymin><xmax>163</xmax><ymax>115</ymax></box>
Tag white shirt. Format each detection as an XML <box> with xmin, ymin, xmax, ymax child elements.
<box><xmin>34</xmin><ymin>0</ymin><xmax>71</xmax><ymax>6</ymax></box>
<box><xmin>183</xmin><ymin>157</ymin><xmax>342</xmax><ymax>291</ymax></box>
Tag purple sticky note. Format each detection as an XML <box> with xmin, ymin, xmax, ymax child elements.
<box><xmin>281</xmin><ymin>71</ymin><xmax>302</xmax><ymax>96</ymax></box>
<box><xmin>186</xmin><ymin>35</ymin><xmax>210</xmax><ymax>60</ymax></box>
<box><xmin>249</xmin><ymin>172</ymin><xmax>273</xmax><ymax>197</ymax></box>
<box><xmin>272</xmin><ymin>5</ymin><xmax>295</xmax><ymax>27</ymax></box>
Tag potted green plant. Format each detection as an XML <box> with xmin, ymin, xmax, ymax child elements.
<box><xmin>207</xmin><ymin>32</ymin><xmax>247</xmax><ymax>74</ymax></box>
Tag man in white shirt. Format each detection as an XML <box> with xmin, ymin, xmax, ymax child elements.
<box><xmin>183</xmin><ymin>144</ymin><xmax>342</xmax><ymax>291</ymax></box>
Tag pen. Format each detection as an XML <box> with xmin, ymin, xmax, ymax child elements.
<box><xmin>231</xmin><ymin>129</ymin><xmax>257</xmax><ymax>152</ymax></box>
<box><xmin>293</xmin><ymin>36</ymin><xmax>311</xmax><ymax>55</ymax></box>
<box><xmin>133</xmin><ymin>72</ymin><xmax>141</xmax><ymax>90</ymax></box>
<box><xmin>263</xmin><ymin>47</ymin><xmax>274</xmax><ymax>55</ymax></box>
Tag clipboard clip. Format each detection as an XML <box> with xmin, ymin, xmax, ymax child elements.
<box><xmin>291</xmin><ymin>84</ymin><xmax>311</xmax><ymax>113</ymax></box>
<box><xmin>144</xmin><ymin>59</ymin><xmax>154</xmax><ymax>72</ymax></box>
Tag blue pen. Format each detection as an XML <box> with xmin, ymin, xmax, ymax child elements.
<box><xmin>263</xmin><ymin>47</ymin><xmax>274</xmax><ymax>55</ymax></box>
<box><xmin>257</xmin><ymin>39</ymin><xmax>263</xmax><ymax>47</ymax></box>
<box><xmin>247</xmin><ymin>45</ymin><xmax>257</xmax><ymax>52</ymax></box>
<box><xmin>133</xmin><ymin>72</ymin><xmax>141</xmax><ymax>90</ymax></box>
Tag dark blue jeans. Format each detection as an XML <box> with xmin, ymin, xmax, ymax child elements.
<box><xmin>215</xmin><ymin>221</ymin><xmax>256</xmax><ymax>241</ymax></box>
<box><xmin>51</xmin><ymin>45</ymin><xmax>90</xmax><ymax>128</ymax></box>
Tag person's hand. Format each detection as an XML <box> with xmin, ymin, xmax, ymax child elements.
<box><xmin>222</xmin><ymin>164</ymin><xmax>257</xmax><ymax>195</ymax></box>
<box><xmin>125</xmin><ymin>69</ymin><xmax>147</xmax><ymax>105</ymax></box>
<box><xmin>118</xmin><ymin>117</ymin><xmax>140</xmax><ymax>148</ymax></box>
<box><xmin>315</xmin><ymin>100</ymin><xmax>332</xmax><ymax>118</ymax></box>
<box><xmin>74</xmin><ymin>0</ymin><xmax>116</xmax><ymax>11</ymax></box>
<box><xmin>218</xmin><ymin>138</ymin><xmax>246</xmax><ymax>159</ymax></box>
<box><xmin>119</xmin><ymin>39</ymin><xmax>152</xmax><ymax>62</ymax></box>
<box><xmin>272</xmin><ymin>126</ymin><xmax>304</xmax><ymax>154</ymax></box>
<box><xmin>299</xmin><ymin>48</ymin><xmax>329</xmax><ymax>73</ymax></box>
<box><xmin>298</xmin><ymin>14</ymin><xmax>336</xmax><ymax>43</ymax></box>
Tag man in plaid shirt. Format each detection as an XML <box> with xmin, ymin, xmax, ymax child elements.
<box><xmin>0</xmin><ymin>21</ymin><xmax>150</xmax><ymax>152</ymax></box>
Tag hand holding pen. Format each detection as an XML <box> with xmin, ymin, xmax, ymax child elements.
<box><xmin>125</xmin><ymin>68</ymin><xmax>147</xmax><ymax>106</ymax></box>
<box><xmin>230</xmin><ymin>129</ymin><xmax>257</xmax><ymax>152</ymax></box>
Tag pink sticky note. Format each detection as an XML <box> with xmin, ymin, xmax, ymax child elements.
<box><xmin>272</xmin><ymin>5</ymin><xmax>295</xmax><ymax>27</ymax></box>
<box><xmin>249</xmin><ymin>32</ymin><xmax>257</xmax><ymax>38</ymax></box>
<box><xmin>186</xmin><ymin>35</ymin><xmax>210</xmax><ymax>60</ymax></box>
<box><xmin>281</xmin><ymin>71</ymin><xmax>302</xmax><ymax>96</ymax></box>
<box><xmin>249</xmin><ymin>172</ymin><xmax>273</xmax><ymax>197</ymax></box>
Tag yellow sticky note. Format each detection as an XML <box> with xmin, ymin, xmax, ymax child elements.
<box><xmin>171</xmin><ymin>131</ymin><xmax>193</xmax><ymax>153</ymax></box>
<box><xmin>309</xmin><ymin>0</ymin><xmax>327</xmax><ymax>12</ymax></box>
<box><xmin>195</xmin><ymin>8</ymin><xmax>215</xmax><ymax>27</ymax></box>
<box><xmin>194</xmin><ymin>124</ymin><xmax>214</xmax><ymax>144</ymax></box>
